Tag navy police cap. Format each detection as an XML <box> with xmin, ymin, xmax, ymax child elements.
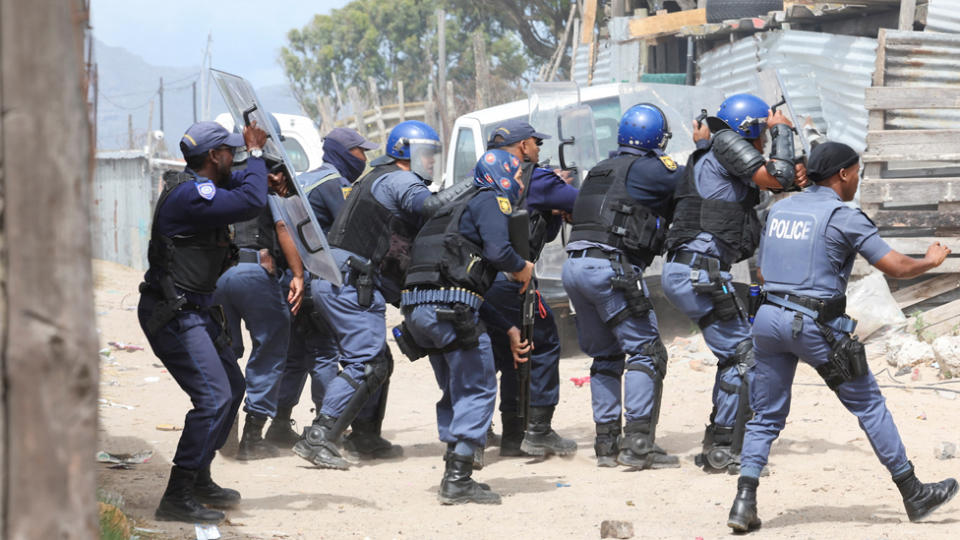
<box><xmin>486</xmin><ymin>118</ymin><xmax>551</xmax><ymax>149</ymax></box>
<box><xmin>180</xmin><ymin>121</ymin><xmax>245</xmax><ymax>158</ymax></box>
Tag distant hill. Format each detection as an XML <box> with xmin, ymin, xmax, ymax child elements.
<box><xmin>94</xmin><ymin>39</ymin><xmax>306</xmax><ymax>156</ymax></box>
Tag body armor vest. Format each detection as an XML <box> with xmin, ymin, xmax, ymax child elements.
<box><xmin>664</xmin><ymin>145</ymin><xmax>762</xmax><ymax>264</ymax></box>
<box><xmin>147</xmin><ymin>171</ymin><xmax>234</xmax><ymax>294</ymax></box>
<box><xmin>568</xmin><ymin>154</ymin><xmax>666</xmax><ymax>267</ymax></box>
<box><xmin>232</xmin><ymin>207</ymin><xmax>282</xmax><ymax>264</ymax></box>
<box><xmin>327</xmin><ymin>164</ymin><xmax>416</xmax><ymax>288</ymax></box>
<box><xmin>518</xmin><ymin>162</ymin><xmax>552</xmax><ymax>262</ymax></box>
<box><xmin>761</xmin><ymin>188</ymin><xmax>848</xmax><ymax>299</ymax></box>
<box><xmin>404</xmin><ymin>187</ymin><xmax>499</xmax><ymax>295</ymax></box>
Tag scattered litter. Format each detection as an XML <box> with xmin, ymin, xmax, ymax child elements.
<box><xmin>98</xmin><ymin>398</ymin><xmax>135</xmax><ymax>410</ymax></box>
<box><xmin>194</xmin><ymin>524</ymin><xmax>221</xmax><ymax>540</ymax></box>
<box><xmin>152</xmin><ymin>363</ymin><xmax>164</xmax><ymax>368</ymax></box>
<box><xmin>144</xmin><ymin>376</ymin><xmax>160</xmax><ymax>383</ymax></box>
<box><xmin>109</xmin><ymin>341</ymin><xmax>144</xmax><ymax>353</ymax></box>
<box><xmin>688</xmin><ymin>359</ymin><xmax>705</xmax><ymax>372</ymax></box>
<box><xmin>570</xmin><ymin>376</ymin><xmax>590</xmax><ymax>388</ymax></box>
<box><xmin>895</xmin><ymin>366</ymin><xmax>911</xmax><ymax>377</ymax></box>
<box><xmin>124</xmin><ymin>306</ymin><xmax>137</xmax><ymax>311</ymax></box>
<box><xmin>600</xmin><ymin>519</ymin><xmax>634</xmax><ymax>539</ymax></box>
<box><xmin>156</xmin><ymin>424</ymin><xmax>182</xmax><ymax>432</ymax></box>
<box><xmin>938</xmin><ymin>390</ymin><xmax>957</xmax><ymax>400</ymax></box>
<box><xmin>97</xmin><ymin>310</ymin><xmax>110</xmax><ymax>316</ymax></box>
<box><xmin>917</xmin><ymin>413</ymin><xmax>927</xmax><ymax>421</ymax></box>
<box><xmin>555</xmin><ymin>482</ymin><xmax>571</xmax><ymax>488</ymax></box>
<box><xmin>97</xmin><ymin>450</ymin><xmax>153</xmax><ymax>466</ymax></box>
<box><xmin>911</xmin><ymin>368</ymin><xmax>920</xmax><ymax>381</ymax></box>
<box><xmin>625</xmin><ymin>500</ymin><xmax>634</xmax><ymax>507</ymax></box>
<box><xmin>935</xmin><ymin>441</ymin><xmax>956</xmax><ymax>460</ymax></box>
<box><xmin>133</xmin><ymin>527</ymin><xmax>165</xmax><ymax>534</ymax></box>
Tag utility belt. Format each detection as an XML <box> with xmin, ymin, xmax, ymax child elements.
<box><xmin>669</xmin><ymin>250</ymin><xmax>744</xmax><ymax>329</ymax></box>
<box><xmin>763</xmin><ymin>292</ymin><xmax>867</xmax><ymax>391</ymax></box>
<box><xmin>138</xmin><ymin>281</ymin><xmax>231</xmax><ymax>350</ymax></box>
<box><xmin>394</xmin><ymin>288</ymin><xmax>485</xmax><ymax>361</ymax></box>
<box><xmin>570</xmin><ymin>248</ymin><xmax>653</xmax><ymax>327</ymax></box>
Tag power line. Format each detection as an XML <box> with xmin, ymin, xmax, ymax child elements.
<box><xmin>98</xmin><ymin>89</ymin><xmax>156</xmax><ymax>111</ymax></box>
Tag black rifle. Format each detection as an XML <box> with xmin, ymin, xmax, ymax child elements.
<box><xmin>508</xmin><ymin>209</ymin><xmax>535</xmax><ymax>429</ymax></box>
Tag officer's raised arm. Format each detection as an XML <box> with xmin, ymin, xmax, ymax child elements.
<box><xmin>874</xmin><ymin>242</ymin><xmax>950</xmax><ymax>278</ymax></box>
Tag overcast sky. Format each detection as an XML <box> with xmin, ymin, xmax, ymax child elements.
<box><xmin>91</xmin><ymin>0</ymin><xmax>348</xmax><ymax>88</ymax></box>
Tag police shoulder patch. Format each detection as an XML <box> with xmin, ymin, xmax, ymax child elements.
<box><xmin>496</xmin><ymin>196</ymin><xmax>512</xmax><ymax>214</ymax></box>
<box><xmin>341</xmin><ymin>186</ymin><xmax>353</xmax><ymax>200</ymax></box>
<box><xmin>659</xmin><ymin>155</ymin><xmax>678</xmax><ymax>171</ymax></box>
<box><xmin>196</xmin><ymin>181</ymin><xmax>216</xmax><ymax>200</ymax></box>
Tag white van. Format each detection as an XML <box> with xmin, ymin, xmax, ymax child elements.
<box><xmin>215</xmin><ymin>112</ymin><xmax>324</xmax><ymax>174</ymax></box>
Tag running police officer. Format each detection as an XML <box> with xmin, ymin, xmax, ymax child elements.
<box><xmin>484</xmin><ymin>119</ymin><xmax>579</xmax><ymax>458</ymax></box>
<box><xmin>292</xmin><ymin>120</ymin><xmax>443</xmax><ymax>469</ymax></box>
<box><xmin>727</xmin><ymin>141</ymin><xmax>957</xmax><ymax>532</ymax></box>
<box><xmin>213</xmin><ymin>118</ymin><xmax>305</xmax><ymax>461</ymax></box>
<box><xmin>267</xmin><ymin>128</ymin><xmax>386</xmax><ymax>458</ymax></box>
<box><xmin>396</xmin><ymin>149</ymin><xmax>534</xmax><ymax>504</ymax></box>
<box><xmin>660</xmin><ymin>94</ymin><xmax>808</xmax><ymax>474</ymax></box>
<box><xmin>562</xmin><ymin>103</ymin><xmax>700</xmax><ymax>469</ymax></box>
<box><xmin>138</xmin><ymin>120</ymin><xmax>267</xmax><ymax>523</ymax></box>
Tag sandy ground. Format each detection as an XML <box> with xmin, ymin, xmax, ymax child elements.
<box><xmin>94</xmin><ymin>259</ymin><xmax>960</xmax><ymax>539</ymax></box>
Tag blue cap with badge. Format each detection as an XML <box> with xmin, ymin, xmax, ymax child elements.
<box><xmin>486</xmin><ymin>119</ymin><xmax>551</xmax><ymax>149</ymax></box>
<box><xmin>179</xmin><ymin>121</ymin><xmax>246</xmax><ymax>158</ymax></box>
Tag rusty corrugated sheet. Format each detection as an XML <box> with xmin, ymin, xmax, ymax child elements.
<box><xmin>881</xmin><ymin>30</ymin><xmax>960</xmax><ymax>130</ymax></box>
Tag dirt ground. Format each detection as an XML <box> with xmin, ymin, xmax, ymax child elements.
<box><xmin>93</xmin><ymin>259</ymin><xmax>960</xmax><ymax>539</ymax></box>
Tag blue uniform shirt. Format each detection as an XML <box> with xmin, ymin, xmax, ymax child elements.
<box><xmin>525</xmin><ymin>167</ymin><xmax>578</xmax><ymax>246</ymax></box>
<box><xmin>302</xmin><ymin>164</ymin><xmax>352</xmax><ymax>233</ymax></box>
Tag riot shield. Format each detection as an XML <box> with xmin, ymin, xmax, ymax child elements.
<box><xmin>528</xmin><ymin>82</ymin><xmax>580</xmax><ymax>168</ymax></box>
<box><xmin>557</xmin><ymin>105</ymin><xmax>601</xmax><ymax>186</ymax></box>
<box><xmin>211</xmin><ymin>69</ymin><xmax>341</xmax><ymax>285</ymax></box>
<box><xmin>618</xmin><ymin>82</ymin><xmax>726</xmax><ymax>165</ymax></box>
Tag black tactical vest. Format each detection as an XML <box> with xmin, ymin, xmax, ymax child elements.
<box><xmin>327</xmin><ymin>164</ymin><xmax>416</xmax><ymax>288</ymax></box>
<box><xmin>664</xmin><ymin>145</ymin><xmax>761</xmax><ymax>264</ymax></box>
<box><xmin>232</xmin><ymin>206</ymin><xmax>283</xmax><ymax>264</ymax></box>
<box><xmin>404</xmin><ymin>187</ymin><xmax>499</xmax><ymax>295</ymax></box>
<box><xmin>568</xmin><ymin>154</ymin><xmax>666</xmax><ymax>267</ymax></box>
<box><xmin>516</xmin><ymin>162</ymin><xmax>552</xmax><ymax>262</ymax></box>
<box><xmin>147</xmin><ymin>171</ymin><xmax>235</xmax><ymax>294</ymax></box>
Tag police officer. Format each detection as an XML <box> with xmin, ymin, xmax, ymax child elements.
<box><xmin>660</xmin><ymin>94</ymin><xmax>808</xmax><ymax>473</ymax></box>
<box><xmin>483</xmin><ymin>119</ymin><xmax>579</xmax><ymax>458</ymax></box>
<box><xmin>727</xmin><ymin>141</ymin><xmax>957</xmax><ymax>532</ymax></box>
<box><xmin>563</xmin><ymin>103</ymin><xmax>698</xmax><ymax>469</ymax></box>
<box><xmin>292</xmin><ymin>120</ymin><xmax>443</xmax><ymax>469</ymax></box>
<box><xmin>213</xmin><ymin>119</ymin><xmax>305</xmax><ymax>461</ymax></box>
<box><xmin>398</xmin><ymin>149</ymin><xmax>534</xmax><ymax>504</ymax></box>
<box><xmin>267</xmin><ymin>128</ymin><xmax>386</xmax><ymax>458</ymax></box>
<box><xmin>138</xmin><ymin>120</ymin><xmax>267</xmax><ymax>523</ymax></box>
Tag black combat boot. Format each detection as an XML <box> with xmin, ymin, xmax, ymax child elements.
<box><xmin>595</xmin><ymin>420</ymin><xmax>621</xmax><ymax>468</ymax></box>
<box><xmin>292</xmin><ymin>413</ymin><xmax>349</xmax><ymax>470</ymax></box>
<box><xmin>443</xmin><ymin>448</ymin><xmax>489</xmax><ymax>490</ymax></box>
<box><xmin>264</xmin><ymin>405</ymin><xmax>300</xmax><ymax>448</ymax></box>
<box><xmin>520</xmin><ymin>406</ymin><xmax>578</xmax><ymax>457</ymax></box>
<box><xmin>696</xmin><ymin>424</ymin><xmax>740</xmax><ymax>474</ymax></box>
<box><xmin>727</xmin><ymin>476</ymin><xmax>761</xmax><ymax>532</ymax></box>
<box><xmin>155</xmin><ymin>466</ymin><xmax>225</xmax><ymax>523</ymax></box>
<box><xmin>438</xmin><ymin>454</ymin><xmax>501</xmax><ymax>505</ymax></box>
<box><xmin>193</xmin><ymin>462</ymin><xmax>241</xmax><ymax>509</ymax></box>
<box><xmin>237</xmin><ymin>413</ymin><xmax>279</xmax><ymax>460</ymax></box>
<box><xmin>499</xmin><ymin>412</ymin><xmax>527</xmax><ymax>457</ymax></box>
<box><xmin>616</xmin><ymin>421</ymin><xmax>679</xmax><ymax>469</ymax></box>
<box><xmin>894</xmin><ymin>462</ymin><xmax>959</xmax><ymax>522</ymax></box>
<box><xmin>343</xmin><ymin>417</ymin><xmax>403</xmax><ymax>459</ymax></box>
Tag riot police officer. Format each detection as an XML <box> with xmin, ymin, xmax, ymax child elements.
<box><xmin>292</xmin><ymin>120</ymin><xmax>443</xmax><ymax>469</ymax></box>
<box><xmin>562</xmin><ymin>104</ymin><xmax>697</xmax><ymax>469</ymax></box>
<box><xmin>660</xmin><ymin>94</ymin><xmax>807</xmax><ymax>474</ymax></box>
<box><xmin>397</xmin><ymin>149</ymin><xmax>533</xmax><ymax>504</ymax></box>
<box><xmin>484</xmin><ymin>119</ymin><xmax>579</xmax><ymax>458</ymax></box>
<box><xmin>213</xmin><ymin>118</ymin><xmax>305</xmax><ymax>461</ymax></box>
<box><xmin>138</xmin><ymin>120</ymin><xmax>267</xmax><ymax>523</ymax></box>
<box><xmin>727</xmin><ymin>141</ymin><xmax>957</xmax><ymax>532</ymax></box>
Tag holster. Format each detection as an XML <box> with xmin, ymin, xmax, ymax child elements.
<box><xmin>392</xmin><ymin>322</ymin><xmax>429</xmax><ymax>362</ymax></box>
<box><xmin>207</xmin><ymin>304</ymin><xmax>232</xmax><ymax>351</ymax></box>
<box><xmin>606</xmin><ymin>257</ymin><xmax>652</xmax><ymax>328</ymax></box>
<box><xmin>347</xmin><ymin>256</ymin><xmax>375</xmax><ymax>307</ymax></box>
<box><xmin>436</xmin><ymin>304</ymin><xmax>483</xmax><ymax>350</ymax></box>
<box><xmin>815</xmin><ymin>322</ymin><xmax>868</xmax><ymax>391</ymax></box>
<box><xmin>693</xmin><ymin>258</ymin><xmax>745</xmax><ymax>329</ymax></box>
<box><xmin>140</xmin><ymin>278</ymin><xmax>187</xmax><ymax>335</ymax></box>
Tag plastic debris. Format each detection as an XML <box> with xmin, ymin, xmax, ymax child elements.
<box><xmin>570</xmin><ymin>376</ymin><xmax>590</xmax><ymax>388</ymax></box>
<box><xmin>935</xmin><ymin>441</ymin><xmax>956</xmax><ymax>460</ymax></box>
<box><xmin>911</xmin><ymin>367</ymin><xmax>920</xmax><ymax>381</ymax></box>
<box><xmin>97</xmin><ymin>450</ymin><xmax>154</xmax><ymax>465</ymax></box>
<box><xmin>98</xmin><ymin>398</ymin><xmax>135</xmax><ymax>410</ymax></box>
<box><xmin>195</xmin><ymin>524</ymin><xmax>221</xmax><ymax>540</ymax></box>
<box><xmin>109</xmin><ymin>341</ymin><xmax>144</xmax><ymax>353</ymax></box>
<box><xmin>144</xmin><ymin>376</ymin><xmax>160</xmax><ymax>383</ymax></box>
<box><xmin>556</xmin><ymin>482</ymin><xmax>571</xmax><ymax>488</ymax></box>
<box><xmin>156</xmin><ymin>424</ymin><xmax>182</xmax><ymax>431</ymax></box>
<box><xmin>938</xmin><ymin>390</ymin><xmax>957</xmax><ymax>400</ymax></box>
<box><xmin>917</xmin><ymin>413</ymin><xmax>927</xmax><ymax>421</ymax></box>
<box><xmin>600</xmin><ymin>520</ymin><xmax>634</xmax><ymax>539</ymax></box>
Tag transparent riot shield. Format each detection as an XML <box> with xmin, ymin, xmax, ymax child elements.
<box><xmin>618</xmin><ymin>82</ymin><xmax>726</xmax><ymax>165</ymax></box>
<box><xmin>528</xmin><ymin>82</ymin><xmax>580</xmax><ymax>168</ymax></box>
<box><xmin>557</xmin><ymin>105</ymin><xmax>601</xmax><ymax>186</ymax></box>
<box><xmin>211</xmin><ymin>69</ymin><xmax>341</xmax><ymax>285</ymax></box>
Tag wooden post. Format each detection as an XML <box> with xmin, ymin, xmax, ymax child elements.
<box><xmin>348</xmin><ymin>86</ymin><xmax>365</xmax><ymax>136</ymax></box>
<box><xmin>368</xmin><ymin>77</ymin><xmax>387</xmax><ymax>147</ymax></box>
<box><xmin>397</xmin><ymin>80</ymin><xmax>406</xmax><ymax>122</ymax></box>
<box><xmin>583</xmin><ymin>0</ymin><xmax>599</xmax><ymax>85</ymax></box>
<box><xmin>473</xmin><ymin>31</ymin><xmax>490</xmax><ymax>110</ymax></box>
<box><xmin>899</xmin><ymin>0</ymin><xmax>917</xmax><ymax>31</ymax></box>
<box><xmin>570</xmin><ymin>19</ymin><xmax>581</xmax><ymax>82</ymax></box>
<box><xmin>331</xmin><ymin>72</ymin><xmax>345</xmax><ymax>110</ymax></box>
<box><xmin>1</xmin><ymin>0</ymin><xmax>98</xmax><ymax>537</ymax></box>
<box><xmin>436</xmin><ymin>9</ymin><xmax>447</xmax><ymax>141</ymax></box>
<box><xmin>317</xmin><ymin>95</ymin><xmax>335</xmax><ymax>134</ymax></box>
<box><xmin>425</xmin><ymin>82</ymin><xmax>436</xmax><ymax>130</ymax></box>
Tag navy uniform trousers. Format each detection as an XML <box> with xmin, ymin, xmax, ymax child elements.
<box><xmin>740</xmin><ymin>304</ymin><xmax>910</xmax><ymax>479</ymax></box>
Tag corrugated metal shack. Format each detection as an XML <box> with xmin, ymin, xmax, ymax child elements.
<box><xmin>92</xmin><ymin>150</ymin><xmax>183</xmax><ymax>270</ymax></box>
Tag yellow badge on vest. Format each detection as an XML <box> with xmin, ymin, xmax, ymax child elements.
<box><xmin>659</xmin><ymin>155</ymin><xmax>678</xmax><ymax>171</ymax></box>
<box><xmin>341</xmin><ymin>186</ymin><xmax>352</xmax><ymax>200</ymax></box>
<box><xmin>496</xmin><ymin>196</ymin><xmax>512</xmax><ymax>214</ymax></box>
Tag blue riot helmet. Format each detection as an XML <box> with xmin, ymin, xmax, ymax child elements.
<box><xmin>386</xmin><ymin>120</ymin><xmax>442</xmax><ymax>183</ymax></box>
<box><xmin>618</xmin><ymin>103</ymin><xmax>671</xmax><ymax>150</ymax></box>
<box><xmin>712</xmin><ymin>93</ymin><xmax>769</xmax><ymax>139</ymax></box>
